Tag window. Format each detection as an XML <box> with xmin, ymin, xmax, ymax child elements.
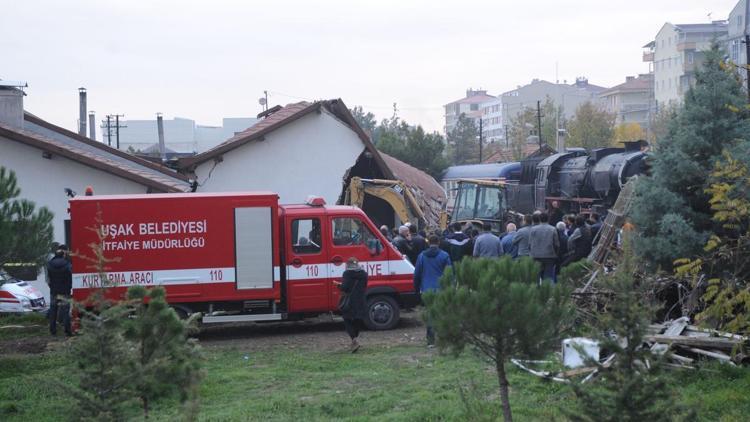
<box><xmin>291</xmin><ymin>218</ymin><xmax>321</xmax><ymax>254</ymax></box>
<box><xmin>738</xmin><ymin>14</ymin><xmax>744</xmax><ymax>29</ymax></box>
<box><xmin>687</xmin><ymin>51</ymin><xmax>694</xmax><ymax>64</ymax></box>
<box><xmin>332</xmin><ymin>217</ymin><xmax>379</xmax><ymax>248</ymax></box>
<box><xmin>470</xmin><ymin>103</ymin><xmax>479</xmax><ymax>111</ymax></box>
<box><xmin>475</xmin><ymin>185</ymin><xmax>505</xmax><ymax>220</ymax></box>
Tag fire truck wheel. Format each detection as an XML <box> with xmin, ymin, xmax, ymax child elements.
<box><xmin>364</xmin><ymin>295</ymin><xmax>400</xmax><ymax>330</ymax></box>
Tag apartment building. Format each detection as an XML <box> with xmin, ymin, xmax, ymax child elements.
<box><xmin>727</xmin><ymin>0</ymin><xmax>749</xmax><ymax>90</ymax></box>
<box><xmin>644</xmin><ymin>21</ymin><xmax>728</xmax><ymax>108</ymax></box>
<box><xmin>480</xmin><ymin>96</ymin><xmax>503</xmax><ymax>143</ymax></box>
<box><xmin>599</xmin><ymin>74</ymin><xmax>654</xmax><ymax>128</ymax></box>
<box><xmin>500</xmin><ymin>78</ymin><xmax>607</xmax><ymax>128</ymax></box>
<box><xmin>443</xmin><ymin>89</ymin><xmax>495</xmax><ymax>135</ymax></box>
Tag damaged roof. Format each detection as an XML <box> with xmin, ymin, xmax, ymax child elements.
<box><xmin>380</xmin><ymin>152</ymin><xmax>446</xmax><ymax>225</ymax></box>
<box><xmin>0</xmin><ymin>113</ymin><xmax>191</xmax><ymax>193</ymax></box>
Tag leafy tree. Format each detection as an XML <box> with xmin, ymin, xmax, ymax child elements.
<box><xmin>447</xmin><ymin>113</ymin><xmax>480</xmax><ymax>165</ymax></box>
<box><xmin>377</xmin><ymin>117</ymin><xmax>449</xmax><ymax>178</ymax></box>
<box><xmin>648</xmin><ymin>105</ymin><xmax>677</xmax><ymax>145</ymax></box>
<box><xmin>507</xmin><ymin>98</ymin><xmax>559</xmax><ymax>160</ymax></box>
<box><xmin>570</xmin><ymin>241</ymin><xmax>693</xmax><ymax>421</ymax></box>
<box><xmin>612</xmin><ymin>122</ymin><xmax>645</xmax><ymax>144</ymax></box>
<box><xmin>507</xmin><ymin>106</ymin><xmax>539</xmax><ymax>160</ymax></box>
<box><xmin>0</xmin><ymin>166</ymin><xmax>54</xmax><ymax>269</ymax></box>
<box><xmin>566</xmin><ymin>102</ymin><xmax>615</xmax><ymax>149</ymax></box>
<box><xmin>675</xmin><ymin>148</ymin><xmax>750</xmax><ymax>334</ymax></box>
<box><xmin>124</xmin><ymin>286</ymin><xmax>203</xmax><ymax>419</ymax></box>
<box><xmin>631</xmin><ymin>43</ymin><xmax>750</xmax><ymax>267</ymax></box>
<box><xmin>423</xmin><ymin>257</ymin><xmax>573</xmax><ymax>422</ymax></box>
<box><xmin>350</xmin><ymin>106</ymin><xmax>378</xmax><ymax>139</ymax></box>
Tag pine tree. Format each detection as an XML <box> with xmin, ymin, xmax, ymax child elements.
<box><xmin>569</xmin><ymin>240</ymin><xmax>694</xmax><ymax>421</ymax></box>
<box><xmin>631</xmin><ymin>43</ymin><xmax>750</xmax><ymax>267</ymax></box>
<box><xmin>70</xmin><ymin>293</ymin><xmax>136</xmax><ymax>421</ymax></box>
<box><xmin>124</xmin><ymin>286</ymin><xmax>202</xmax><ymax>419</ymax></box>
<box><xmin>423</xmin><ymin>257</ymin><xmax>573</xmax><ymax>422</ymax></box>
<box><xmin>0</xmin><ymin>166</ymin><xmax>53</xmax><ymax>269</ymax></box>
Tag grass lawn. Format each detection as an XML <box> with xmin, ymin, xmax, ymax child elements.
<box><xmin>1</xmin><ymin>334</ymin><xmax>750</xmax><ymax>421</ymax></box>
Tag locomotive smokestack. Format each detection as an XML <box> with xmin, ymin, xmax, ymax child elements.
<box><xmin>78</xmin><ymin>87</ymin><xmax>87</xmax><ymax>137</ymax></box>
<box><xmin>156</xmin><ymin>112</ymin><xmax>166</xmax><ymax>162</ymax></box>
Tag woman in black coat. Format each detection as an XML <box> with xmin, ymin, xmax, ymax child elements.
<box><xmin>337</xmin><ymin>257</ymin><xmax>368</xmax><ymax>353</ymax></box>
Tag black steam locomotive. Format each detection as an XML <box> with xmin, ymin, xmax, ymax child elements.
<box><xmin>506</xmin><ymin>140</ymin><xmax>648</xmax><ymax>216</ymax></box>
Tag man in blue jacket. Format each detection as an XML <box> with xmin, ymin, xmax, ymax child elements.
<box><xmin>414</xmin><ymin>234</ymin><xmax>452</xmax><ymax>347</ymax></box>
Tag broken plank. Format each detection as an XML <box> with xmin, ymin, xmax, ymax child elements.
<box><xmin>558</xmin><ymin>366</ymin><xmax>597</xmax><ymax>377</ymax></box>
<box><xmin>685</xmin><ymin>325</ymin><xmax>748</xmax><ymax>341</ymax></box>
<box><xmin>678</xmin><ymin>346</ymin><xmax>736</xmax><ymax>365</ymax></box>
<box><xmin>645</xmin><ymin>335</ymin><xmax>743</xmax><ymax>350</ymax></box>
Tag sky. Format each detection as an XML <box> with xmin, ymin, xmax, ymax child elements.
<box><xmin>0</xmin><ymin>0</ymin><xmax>740</xmax><ymax>138</ymax></box>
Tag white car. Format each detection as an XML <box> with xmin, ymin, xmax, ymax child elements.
<box><xmin>0</xmin><ymin>270</ymin><xmax>47</xmax><ymax>313</ymax></box>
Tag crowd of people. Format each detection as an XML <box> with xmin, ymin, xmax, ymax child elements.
<box><xmin>382</xmin><ymin>204</ymin><xmax>604</xmax><ymax>285</ymax></box>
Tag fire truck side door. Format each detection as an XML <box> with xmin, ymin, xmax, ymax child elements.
<box><xmin>285</xmin><ymin>216</ymin><xmax>330</xmax><ymax>312</ymax></box>
<box><xmin>329</xmin><ymin>215</ymin><xmax>388</xmax><ymax>309</ymax></box>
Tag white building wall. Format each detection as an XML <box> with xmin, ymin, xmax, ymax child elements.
<box><xmin>653</xmin><ymin>24</ymin><xmax>683</xmax><ymax>107</ymax></box>
<box><xmin>115</xmin><ymin>118</ymin><xmax>196</xmax><ymax>153</ymax></box>
<box><xmin>481</xmin><ymin>97</ymin><xmax>503</xmax><ymax>143</ymax></box>
<box><xmin>0</xmin><ymin>136</ymin><xmax>148</xmax><ymax>243</ymax></box>
<box><xmin>194</xmin><ymin>109</ymin><xmax>365</xmax><ymax>205</ymax></box>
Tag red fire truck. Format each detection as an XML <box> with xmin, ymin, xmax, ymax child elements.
<box><xmin>70</xmin><ymin>192</ymin><xmax>418</xmax><ymax>330</ymax></box>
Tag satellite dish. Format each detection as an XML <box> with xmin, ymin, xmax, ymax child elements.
<box><xmin>258</xmin><ymin>98</ymin><xmax>267</xmax><ymax>106</ymax></box>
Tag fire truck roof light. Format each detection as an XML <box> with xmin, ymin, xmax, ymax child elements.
<box><xmin>305</xmin><ymin>196</ymin><xmax>326</xmax><ymax>207</ymax></box>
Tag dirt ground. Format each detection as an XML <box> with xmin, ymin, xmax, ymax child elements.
<box><xmin>0</xmin><ymin>311</ymin><xmax>428</xmax><ymax>355</ymax></box>
<box><xmin>197</xmin><ymin>310</ymin><xmax>428</xmax><ymax>351</ymax></box>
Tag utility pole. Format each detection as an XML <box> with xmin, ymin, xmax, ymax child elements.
<box><xmin>536</xmin><ymin>100</ymin><xmax>543</xmax><ymax>148</ymax></box>
<box><xmin>504</xmin><ymin>125</ymin><xmax>509</xmax><ymax>147</ymax></box>
<box><xmin>478</xmin><ymin>117</ymin><xmax>483</xmax><ymax>163</ymax></box>
<box><xmin>114</xmin><ymin>114</ymin><xmax>126</xmax><ymax>150</ymax></box>
<box><xmin>101</xmin><ymin>114</ymin><xmax>126</xmax><ymax>149</ymax></box>
<box><xmin>101</xmin><ymin>115</ymin><xmax>112</xmax><ymax>146</ymax></box>
<box><xmin>745</xmin><ymin>0</ymin><xmax>750</xmax><ymax>100</ymax></box>
<box><xmin>263</xmin><ymin>90</ymin><xmax>269</xmax><ymax>111</ymax></box>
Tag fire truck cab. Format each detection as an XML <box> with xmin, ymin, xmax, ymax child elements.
<box><xmin>70</xmin><ymin>192</ymin><xmax>418</xmax><ymax>330</ymax></box>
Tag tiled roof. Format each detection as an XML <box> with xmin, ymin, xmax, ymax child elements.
<box><xmin>600</xmin><ymin>76</ymin><xmax>653</xmax><ymax>96</ymax></box>
<box><xmin>0</xmin><ymin>119</ymin><xmax>190</xmax><ymax>193</ymax></box>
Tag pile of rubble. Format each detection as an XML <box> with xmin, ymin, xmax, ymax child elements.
<box><xmin>647</xmin><ymin>317</ymin><xmax>748</xmax><ymax>367</ymax></box>
<box><xmin>511</xmin><ymin>317</ymin><xmax>748</xmax><ymax>384</ymax></box>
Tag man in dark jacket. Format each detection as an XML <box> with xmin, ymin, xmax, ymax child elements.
<box><xmin>414</xmin><ymin>235</ymin><xmax>452</xmax><ymax>347</ymax></box>
<box><xmin>407</xmin><ymin>225</ymin><xmax>427</xmax><ymax>265</ymax></box>
<box><xmin>563</xmin><ymin>215</ymin><xmax>593</xmax><ymax>267</ymax></box>
<box><xmin>47</xmin><ymin>245</ymin><xmax>72</xmax><ymax>336</ymax></box>
<box><xmin>441</xmin><ymin>222</ymin><xmax>470</xmax><ymax>263</ymax></box>
<box><xmin>392</xmin><ymin>225</ymin><xmax>412</xmax><ymax>258</ymax></box>
<box><xmin>337</xmin><ymin>257</ymin><xmax>368</xmax><ymax>353</ymax></box>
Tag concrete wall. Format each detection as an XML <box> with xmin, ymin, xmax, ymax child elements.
<box><xmin>0</xmin><ymin>89</ymin><xmax>23</xmax><ymax>129</ymax></box>
<box><xmin>0</xmin><ymin>136</ymin><xmax>148</xmax><ymax>242</ymax></box>
<box><xmin>194</xmin><ymin>109</ymin><xmax>365</xmax><ymax>205</ymax></box>
<box><xmin>501</xmin><ymin>80</ymin><xmax>598</xmax><ymax>127</ymax></box>
<box><xmin>654</xmin><ymin>24</ymin><xmax>683</xmax><ymax>106</ymax></box>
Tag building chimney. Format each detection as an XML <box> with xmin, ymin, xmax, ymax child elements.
<box><xmin>0</xmin><ymin>82</ymin><xmax>26</xmax><ymax>129</ymax></box>
<box><xmin>78</xmin><ymin>87</ymin><xmax>87</xmax><ymax>136</ymax></box>
<box><xmin>156</xmin><ymin>112</ymin><xmax>166</xmax><ymax>162</ymax></box>
<box><xmin>88</xmin><ymin>111</ymin><xmax>96</xmax><ymax>140</ymax></box>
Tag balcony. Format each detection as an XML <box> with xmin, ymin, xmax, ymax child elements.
<box><xmin>677</xmin><ymin>41</ymin><xmax>696</xmax><ymax>52</ymax></box>
<box><xmin>642</xmin><ymin>51</ymin><xmax>654</xmax><ymax>62</ymax></box>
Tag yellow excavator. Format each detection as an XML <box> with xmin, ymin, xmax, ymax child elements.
<box><xmin>345</xmin><ymin>177</ymin><xmax>427</xmax><ymax>228</ymax></box>
<box><xmin>444</xmin><ymin>178</ymin><xmax>512</xmax><ymax>233</ymax></box>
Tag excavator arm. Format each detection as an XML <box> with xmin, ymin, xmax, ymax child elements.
<box><xmin>347</xmin><ymin>177</ymin><xmax>426</xmax><ymax>228</ymax></box>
